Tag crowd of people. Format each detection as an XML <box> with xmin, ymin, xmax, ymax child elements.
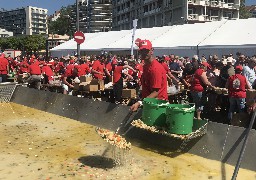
<box><xmin>0</xmin><ymin>40</ymin><xmax>256</xmax><ymax>122</ymax></box>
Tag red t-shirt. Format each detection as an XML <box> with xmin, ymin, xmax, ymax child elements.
<box><xmin>19</xmin><ymin>61</ymin><xmax>29</xmax><ymax>74</ymax></box>
<box><xmin>65</xmin><ymin>64</ymin><xmax>75</xmax><ymax>77</ymax></box>
<box><xmin>190</xmin><ymin>69</ymin><xmax>204</xmax><ymax>92</ymax></box>
<box><xmin>0</xmin><ymin>57</ymin><xmax>9</xmax><ymax>74</ymax></box>
<box><xmin>28</xmin><ymin>63</ymin><xmax>41</xmax><ymax>75</ymax></box>
<box><xmin>228</xmin><ymin>74</ymin><xmax>246</xmax><ymax>98</ymax></box>
<box><xmin>42</xmin><ymin>66</ymin><xmax>54</xmax><ymax>80</ymax></box>
<box><xmin>105</xmin><ymin>62</ymin><xmax>112</xmax><ymax>73</ymax></box>
<box><xmin>141</xmin><ymin>59</ymin><xmax>168</xmax><ymax>100</ymax></box>
<box><xmin>79</xmin><ymin>63</ymin><xmax>90</xmax><ymax>76</ymax></box>
<box><xmin>161</xmin><ymin>62</ymin><xmax>170</xmax><ymax>74</ymax></box>
<box><xmin>113</xmin><ymin>66</ymin><xmax>123</xmax><ymax>83</ymax></box>
<box><xmin>92</xmin><ymin>60</ymin><xmax>105</xmax><ymax>80</ymax></box>
<box><xmin>54</xmin><ymin>62</ymin><xmax>64</xmax><ymax>73</ymax></box>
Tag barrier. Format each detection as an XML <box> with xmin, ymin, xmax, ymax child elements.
<box><xmin>9</xmin><ymin>86</ymin><xmax>256</xmax><ymax>171</ymax></box>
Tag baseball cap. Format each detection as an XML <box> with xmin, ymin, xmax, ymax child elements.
<box><xmin>139</xmin><ymin>40</ymin><xmax>152</xmax><ymax>50</ymax></box>
<box><xmin>164</xmin><ymin>56</ymin><xmax>170</xmax><ymax>61</ymax></box>
<box><xmin>235</xmin><ymin>65</ymin><xmax>243</xmax><ymax>71</ymax></box>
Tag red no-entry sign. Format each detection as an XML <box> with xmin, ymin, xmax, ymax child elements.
<box><xmin>74</xmin><ymin>31</ymin><xmax>85</xmax><ymax>44</ymax></box>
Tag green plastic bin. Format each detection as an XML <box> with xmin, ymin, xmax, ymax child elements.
<box><xmin>166</xmin><ymin>104</ymin><xmax>195</xmax><ymax>135</ymax></box>
<box><xmin>142</xmin><ymin>98</ymin><xmax>168</xmax><ymax>127</ymax></box>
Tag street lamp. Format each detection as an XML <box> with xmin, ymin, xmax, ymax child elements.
<box><xmin>76</xmin><ymin>0</ymin><xmax>80</xmax><ymax>62</ymax></box>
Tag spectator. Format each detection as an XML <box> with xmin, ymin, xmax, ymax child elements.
<box><xmin>91</xmin><ymin>55</ymin><xmax>109</xmax><ymax>80</ymax></box>
<box><xmin>169</xmin><ymin>55</ymin><xmax>182</xmax><ymax>79</ymax></box>
<box><xmin>113</xmin><ymin>62</ymin><xmax>136</xmax><ymax>104</ymax></box>
<box><xmin>219</xmin><ymin>57</ymin><xmax>235</xmax><ymax>88</ymax></box>
<box><xmin>225</xmin><ymin>65</ymin><xmax>251</xmax><ymax>121</ymax></box>
<box><xmin>0</xmin><ymin>53</ymin><xmax>9</xmax><ymax>82</ymax></box>
<box><xmin>62</xmin><ymin>66</ymin><xmax>79</xmax><ymax>95</ymax></box>
<box><xmin>190</xmin><ymin>62</ymin><xmax>216</xmax><ymax>119</ymax></box>
<box><xmin>26</xmin><ymin>60</ymin><xmax>42</xmax><ymax>89</ymax></box>
<box><xmin>242</xmin><ymin>57</ymin><xmax>256</xmax><ymax>88</ymax></box>
<box><xmin>41</xmin><ymin>63</ymin><xmax>54</xmax><ymax>84</ymax></box>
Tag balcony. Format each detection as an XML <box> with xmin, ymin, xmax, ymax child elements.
<box><xmin>188</xmin><ymin>14</ymin><xmax>208</xmax><ymax>21</ymax></box>
<box><xmin>188</xmin><ymin>0</ymin><xmax>208</xmax><ymax>6</ymax></box>
<box><xmin>209</xmin><ymin>16</ymin><xmax>219</xmax><ymax>21</ymax></box>
<box><xmin>210</xmin><ymin>1</ymin><xmax>219</xmax><ymax>7</ymax></box>
<box><xmin>188</xmin><ymin>14</ymin><xmax>199</xmax><ymax>20</ymax></box>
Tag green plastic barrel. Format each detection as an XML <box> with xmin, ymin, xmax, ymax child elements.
<box><xmin>142</xmin><ymin>98</ymin><xmax>168</xmax><ymax>127</ymax></box>
<box><xmin>166</xmin><ymin>104</ymin><xmax>195</xmax><ymax>135</ymax></box>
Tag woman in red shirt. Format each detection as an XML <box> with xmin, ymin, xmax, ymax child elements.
<box><xmin>225</xmin><ymin>65</ymin><xmax>251</xmax><ymax>121</ymax></box>
<box><xmin>190</xmin><ymin>62</ymin><xmax>215</xmax><ymax>119</ymax></box>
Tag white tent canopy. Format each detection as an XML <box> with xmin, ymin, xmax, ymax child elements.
<box><xmin>51</xmin><ymin>18</ymin><xmax>256</xmax><ymax>58</ymax></box>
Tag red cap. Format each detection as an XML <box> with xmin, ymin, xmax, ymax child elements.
<box><xmin>235</xmin><ymin>65</ymin><xmax>243</xmax><ymax>71</ymax></box>
<box><xmin>164</xmin><ymin>56</ymin><xmax>170</xmax><ymax>61</ymax></box>
<box><xmin>135</xmin><ymin>38</ymin><xmax>141</xmax><ymax>47</ymax></box>
<box><xmin>201</xmin><ymin>62</ymin><xmax>211</xmax><ymax>70</ymax></box>
<box><xmin>139</xmin><ymin>40</ymin><xmax>152</xmax><ymax>50</ymax></box>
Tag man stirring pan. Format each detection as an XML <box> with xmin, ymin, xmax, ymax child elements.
<box><xmin>130</xmin><ymin>40</ymin><xmax>168</xmax><ymax>111</ymax></box>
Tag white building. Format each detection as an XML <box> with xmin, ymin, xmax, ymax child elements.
<box><xmin>0</xmin><ymin>6</ymin><xmax>48</xmax><ymax>36</ymax></box>
<box><xmin>112</xmin><ymin>0</ymin><xmax>240</xmax><ymax>30</ymax></box>
<box><xmin>0</xmin><ymin>28</ymin><xmax>13</xmax><ymax>38</ymax></box>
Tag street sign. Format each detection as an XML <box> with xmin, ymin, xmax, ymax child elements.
<box><xmin>74</xmin><ymin>31</ymin><xmax>85</xmax><ymax>44</ymax></box>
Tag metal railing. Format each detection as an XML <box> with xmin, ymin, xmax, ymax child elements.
<box><xmin>0</xmin><ymin>83</ymin><xmax>17</xmax><ymax>103</ymax></box>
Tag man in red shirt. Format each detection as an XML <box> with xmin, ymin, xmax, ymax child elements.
<box><xmin>113</xmin><ymin>62</ymin><xmax>136</xmax><ymax>103</ymax></box>
<box><xmin>91</xmin><ymin>55</ymin><xmax>110</xmax><ymax>80</ymax></box>
<box><xmin>26</xmin><ymin>60</ymin><xmax>42</xmax><ymax>89</ymax></box>
<box><xmin>225</xmin><ymin>65</ymin><xmax>251</xmax><ymax>121</ymax></box>
<box><xmin>130</xmin><ymin>39</ymin><xmax>168</xmax><ymax>111</ymax></box>
<box><xmin>41</xmin><ymin>63</ymin><xmax>54</xmax><ymax>84</ymax></box>
<box><xmin>91</xmin><ymin>57</ymin><xmax>105</xmax><ymax>80</ymax></box>
<box><xmin>18</xmin><ymin>58</ymin><xmax>29</xmax><ymax>74</ymax></box>
<box><xmin>0</xmin><ymin>53</ymin><xmax>9</xmax><ymax>82</ymax></box>
<box><xmin>65</xmin><ymin>59</ymin><xmax>75</xmax><ymax>76</ymax></box>
<box><xmin>79</xmin><ymin>60</ymin><xmax>90</xmax><ymax>76</ymax></box>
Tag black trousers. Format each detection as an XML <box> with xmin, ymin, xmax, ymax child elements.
<box><xmin>113</xmin><ymin>78</ymin><xmax>123</xmax><ymax>103</ymax></box>
<box><xmin>0</xmin><ymin>74</ymin><xmax>7</xmax><ymax>82</ymax></box>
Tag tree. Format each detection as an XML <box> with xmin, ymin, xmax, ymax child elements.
<box><xmin>48</xmin><ymin>6</ymin><xmax>74</xmax><ymax>36</ymax></box>
<box><xmin>0</xmin><ymin>35</ymin><xmax>46</xmax><ymax>54</ymax></box>
<box><xmin>239</xmin><ymin>0</ymin><xmax>252</xmax><ymax>19</ymax></box>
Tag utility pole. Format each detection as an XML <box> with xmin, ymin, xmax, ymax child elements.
<box><xmin>76</xmin><ymin>0</ymin><xmax>80</xmax><ymax>62</ymax></box>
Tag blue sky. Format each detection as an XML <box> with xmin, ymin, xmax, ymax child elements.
<box><xmin>1</xmin><ymin>0</ymin><xmax>73</xmax><ymax>15</ymax></box>
<box><xmin>1</xmin><ymin>0</ymin><xmax>255</xmax><ymax>15</ymax></box>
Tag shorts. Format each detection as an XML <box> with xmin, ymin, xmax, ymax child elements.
<box><xmin>190</xmin><ymin>91</ymin><xmax>204</xmax><ymax>111</ymax></box>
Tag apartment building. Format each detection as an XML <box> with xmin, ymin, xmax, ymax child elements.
<box><xmin>112</xmin><ymin>0</ymin><xmax>240</xmax><ymax>30</ymax></box>
<box><xmin>0</xmin><ymin>6</ymin><xmax>48</xmax><ymax>36</ymax></box>
<box><xmin>68</xmin><ymin>0</ymin><xmax>112</xmax><ymax>33</ymax></box>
